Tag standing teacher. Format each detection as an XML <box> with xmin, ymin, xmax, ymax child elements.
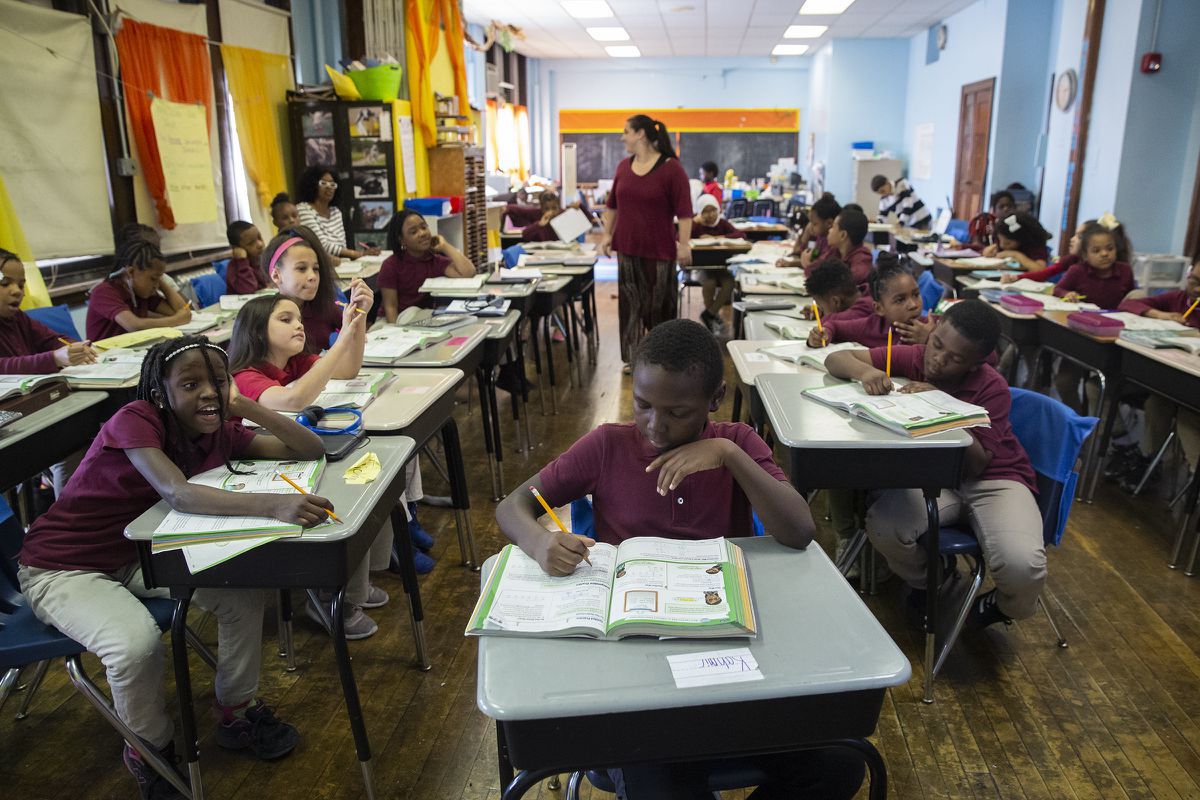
<box><xmin>600</xmin><ymin>115</ymin><xmax>694</xmax><ymax>369</ymax></box>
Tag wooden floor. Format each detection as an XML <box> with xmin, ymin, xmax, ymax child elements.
<box><xmin>4</xmin><ymin>283</ymin><xmax>1200</xmax><ymax>800</ymax></box>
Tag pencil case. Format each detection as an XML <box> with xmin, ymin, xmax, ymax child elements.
<box><xmin>999</xmin><ymin>294</ymin><xmax>1043</xmax><ymax>314</ymax></box>
<box><xmin>1066</xmin><ymin>311</ymin><xmax>1124</xmax><ymax>337</ymax></box>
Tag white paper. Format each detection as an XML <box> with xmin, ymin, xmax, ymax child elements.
<box><xmin>666</xmin><ymin>648</ymin><xmax>763</xmax><ymax>689</ymax></box>
<box><xmin>182</xmin><ymin>535</ymin><xmax>284</xmax><ymax>573</ymax></box>
<box><xmin>743</xmin><ymin>352</ymin><xmax>769</xmax><ymax>363</ymax></box>
<box><xmin>219</xmin><ymin>293</ymin><xmax>260</xmax><ymax>311</ymax></box>
<box><xmin>1102</xmin><ymin>312</ymin><xmax>1192</xmax><ymax>332</ymax></box>
<box><xmin>398</xmin><ymin>116</ymin><xmax>417</xmax><ymax>195</ymax></box>
<box><xmin>419</xmin><ymin>275</ymin><xmax>488</xmax><ymax>291</ymax></box>
<box><xmin>912</xmin><ymin>123</ymin><xmax>934</xmax><ymax>181</ymax></box>
<box><xmin>561</xmin><ymin>142</ymin><xmax>577</xmax><ymax>200</ymax></box>
<box><xmin>549</xmin><ymin>207</ymin><xmax>592</xmax><ymax>243</ymax></box>
<box><xmin>175</xmin><ymin>311</ymin><xmax>220</xmax><ymax>335</ymax></box>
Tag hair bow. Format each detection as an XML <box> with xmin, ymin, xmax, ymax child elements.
<box><xmin>1003</xmin><ymin>215</ymin><xmax>1021</xmax><ymax>232</ymax></box>
<box><xmin>1097</xmin><ymin>212</ymin><xmax>1120</xmax><ymax>231</ymax></box>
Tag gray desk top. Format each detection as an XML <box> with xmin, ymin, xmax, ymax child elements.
<box><xmin>370</xmin><ymin>324</ymin><xmax>488</xmax><ymax>368</ymax></box>
<box><xmin>756</xmin><ymin>372</ymin><xmax>973</xmax><ymax>450</ymax></box>
<box><xmin>1116</xmin><ymin>337</ymin><xmax>1200</xmax><ymax>379</ymax></box>
<box><xmin>737</xmin><ymin>275</ymin><xmax>808</xmax><ymax>297</ymax></box>
<box><xmin>482</xmin><ymin>309</ymin><xmax>522</xmax><ymax>339</ymax></box>
<box><xmin>361</xmin><ymin>368</ymin><xmax>462</xmax><ymax>431</ymax></box>
<box><xmin>0</xmin><ymin>390</ymin><xmax>108</xmax><ymax>450</ymax></box>
<box><xmin>726</xmin><ymin>339</ymin><xmax>818</xmax><ymax>386</ymax></box>
<box><xmin>476</xmin><ymin>536</ymin><xmax>911</xmax><ymax>721</ymax></box>
<box><xmin>125</xmin><ymin>436</ymin><xmax>415</xmax><ymax>544</ymax></box>
<box><xmin>743</xmin><ymin>313</ymin><xmax>814</xmax><ymax>341</ymax></box>
<box><xmin>538</xmin><ymin>265</ymin><xmax>594</xmax><ymax>276</ymax></box>
<box><xmin>433</xmin><ymin>281</ymin><xmax>538</xmax><ymax>299</ymax></box>
<box><xmin>536</xmin><ymin>276</ymin><xmax>572</xmax><ymax>293</ymax></box>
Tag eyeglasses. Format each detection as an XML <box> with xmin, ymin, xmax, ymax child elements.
<box><xmin>319</xmin><ymin>179</ymin><xmax>338</xmax><ymax>189</ymax></box>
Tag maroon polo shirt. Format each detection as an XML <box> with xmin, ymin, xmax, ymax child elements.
<box><xmin>692</xmin><ymin>219</ymin><xmax>745</xmax><ymax>239</ymax></box>
<box><xmin>825</xmin><ymin>311</ymin><xmax>927</xmax><ymax>348</ymax></box>
<box><xmin>0</xmin><ymin>311</ymin><xmax>64</xmax><ymax>374</ymax></box>
<box><xmin>1118</xmin><ymin>289</ymin><xmax>1200</xmax><ymax>330</ymax></box>
<box><xmin>300</xmin><ymin>300</ymin><xmax>341</xmax><ymax>353</ymax></box>
<box><xmin>86</xmin><ymin>278</ymin><xmax>165</xmax><ymax>341</ymax></box>
<box><xmin>842</xmin><ymin>244</ymin><xmax>874</xmax><ymax>287</ymax></box>
<box><xmin>233</xmin><ymin>352</ymin><xmax>320</xmax><ymax>403</ymax></box>
<box><xmin>505</xmin><ymin>203</ymin><xmax>542</xmax><ymax>229</ymax></box>
<box><xmin>1052</xmin><ymin>261</ymin><xmax>1135</xmax><ymax>310</ymax></box>
<box><xmin>606</xmin><ymin>156</ymin><xmax>693</xmax><ymax>262</ymax></box>
<box><xmin>226</xmin><ymin>257</ymin><xmax>269</xmax><ymax>295</ymax></box>
<box><xmin>828</xmin><ymin>294</ymin><xmax>876</xmax><ymax>323</ymax></box>
<box><xmin>521</xmin><ymin>222</ymin><xmax>559</xmax><ymax>243</ymax></box>
<box><xmin>18</xmin><ymin>400</ymin><xmax>257</xmax><ymax>573</ymax></box>
<box><xmin>538</xmin><ymin>421</ymin><xmax>786</xmax><ymax>546</ymax></box>
<box><xmin>869</xmin><ymin>344</ymin><xmax>1036</xmax><ymax>492</ymax></box>
<box><xmin>378</xmin><ymin>250</ymin><xmax>452</xmax><ymax>312</ymax></box>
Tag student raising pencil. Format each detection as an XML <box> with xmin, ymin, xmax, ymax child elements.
<box><xmin>86</xmin><ymin>238</ymin><xmax>192</xmax><ymax>341</ymax></box>
<box><xmin>17</xmin><ymin>336</ymin><xmax>326</xmax><ymax>799</ymax></box>
<box><xmin>0</xmin><ymin>248</ymin><xmax>96</xmax><ymax>373</ymax></box>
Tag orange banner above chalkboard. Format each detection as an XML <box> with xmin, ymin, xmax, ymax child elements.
<box><xmin>559</xmin><ymin>108</ymin><xmax>799</xmax><ymax>134</ymax></box>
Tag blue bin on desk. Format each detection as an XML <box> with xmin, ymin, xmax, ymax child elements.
<box><xmin>404</xmin><ymin>197</ymin><xmax>452</xmax><ymax>217</ymax></box>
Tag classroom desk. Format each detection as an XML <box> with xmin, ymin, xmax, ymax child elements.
<box><xmin>435</xmin><ymin>279</ymin><xmax>540</xmax><ymax>318</ymax></box>
<box><xmin>726</xmin><ymin>339</ymin><xmax>813</xmax><ymax>433</ymax></box>
<box><xmin>689</xmin><ymin>242</ymin><xmax>752</xmax><ymax>267</ymax></box>
<box><xmin>756</xmin><ymin>372</ymin><xmax>970</xmax><ymax>704</ymax></box>
<box><xmin>480</xmin><ymin>310</ymin><xmax>528</xmax><ymax>496</ymax></box>
<box><xmin>743</xmin><ymin>310</ymin><xmax>813</xmax><ymax>342</ymax></box>
<box><xmin>1115</xmin><ymin>339</ymin><xmax>1200</xmax><ymax>573</ymax></box>
<box><xmin>478</xmin><ymin>536</ymin><xmax>910</xmax><ymax>800</ymax></box>
<box><xmin>737</xmin><ymin>223</ymin><xmax>790</xmax><ymax>241</ymax></box>
<box><xmin>0</xmin><ymin>390</ymin><xmax>108</xmax><ymax>491</ymax></box>
<box><xmin>528</xmin><ymin>276</ymin><xmax>578</xmax><ymax>415</ymax></box>
<box><xmin>126</xmin><ymin>436</ymin><xmax>418</xmax><ymax>800</ymax></box>
<box><xmin>539</xmin><ymin>264</ymin><xmax>599</xmax><ymax>362</ymax></box>
<box><xmin>735</xmin><ymin>274</ymin><xmax>806</xmax><ymax>297</ymax></box>
<box><xmin>1036</xmin><ymin>311</ymin><xmax>1122</xmax><ymax>502</ymax></box>
<box><xmin>334</xmin><ymin>253</ymin><xmax>387</xmax><ymax>291</ymax></box>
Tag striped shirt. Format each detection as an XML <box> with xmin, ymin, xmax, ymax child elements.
<box><xmin>877</xmin><ymin>178</ymin><xmax>932</xmax><ymax>230</ymax></box>
<box><xmin>296</xmin><ymin>202</ymin><xmax>347</xmax><ymax>257</ymax></box>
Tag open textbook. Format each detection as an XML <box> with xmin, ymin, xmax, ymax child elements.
<box><xmin>466</xmin><ymin>537</ymin><xmax>756</xmax><ymax>640</ymax></box>
<box><xmin>362</xmin><ymin>327</ymin><xmax>448</xmax><ymax>363</ymax></box>
<box><xmin>758</xmin><ymin>341</ymin><xmax>866</xmax><ymax>371</ymax></box>
<box><xmin>804</xmin><ymin>381</ymin><xmax>991</xmax><ymax>437</ymax></box>
<box><xmin>313</xmin><ymin>370</ymin><xmax>392</xmax><ymax>409</ymax></box>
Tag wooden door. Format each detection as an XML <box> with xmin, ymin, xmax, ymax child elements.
<box><xmin>953</xmin><ymin>78</ymin><xmax>995</xmax><ymax>219</ymax></box>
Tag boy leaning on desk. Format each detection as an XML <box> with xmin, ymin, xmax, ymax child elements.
<box><xmin>495</xmin><ymin>319</ymin><xmax>864</xmax><ymax>800</ymax></box>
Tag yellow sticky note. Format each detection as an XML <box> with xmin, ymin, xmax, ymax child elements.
<box><xmin>344</xmin><ymin>452</ymin><xmax>381</xmax><ymax>484</ymax></box>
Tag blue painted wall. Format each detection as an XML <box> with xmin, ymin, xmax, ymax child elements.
<box><xmin>992</xmin><ymin>0</ymin><xmax>1055</xmax><ymax>198</ymax></box>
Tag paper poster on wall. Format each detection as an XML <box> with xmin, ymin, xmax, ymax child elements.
<box><xmin>398</xmin><ymin>116</ymin><xmax>418</xmax><ymax>195</ymax></box>
<box><xmin>150</xmin><ymin>97</ymin><xmax>218</xmax><ymax>224</ymax></box>
<box><xmin>913</xmin><ymin>123</ymin><xmax>935</xmax><ymax>181</ymax></box>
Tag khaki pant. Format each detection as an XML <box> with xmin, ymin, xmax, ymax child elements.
<box><xmin>18</xmin><ymin>563</ymin><xmax>265</xmax><ymax>748</ymax></box>
<box><xmin>701</xmin><ymin>269</ymin><xmax>735</xmax><ymax>318</ymax></box>
<box><xmin>865</xmin><ymin>480</ymin><xmax>1046</xmax><ymax>619</ymax></box>
<box><xmin>1142</xmin><ymin>396</ymin><xmax>1200</xmax><ymax>471</ymax></box>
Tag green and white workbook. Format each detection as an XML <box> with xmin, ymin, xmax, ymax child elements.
<box><xmin>466</xmin><ymin>537</ymin><xmax>756</xmax><ymax>640</ymax></box>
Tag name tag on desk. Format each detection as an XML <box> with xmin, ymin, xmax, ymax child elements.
<box><xmin>666</xmin><ymin>647</ymin><xmax>763</xmax><ymax>689</ymax></box>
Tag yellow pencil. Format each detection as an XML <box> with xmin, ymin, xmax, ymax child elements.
<box><xmin>886</xmin><ymin>327</ymin><xmax>893</xmax><ymax>377</ymax></box>
<box><xmin>336</xmin><ymin>301</ymin><xmax>366</xmax><ymax>315</ymax></box>
<box><xmin>812</xmin><ymin>301</ymin><xmax>822</xmax><ymax>332</ymax></box>
<box><xmin>278</xmin><ymin>472</ymin><xmax>341</xmax><ymax>523</ymax></box>
<box><xmin>184</xmin><ymin>301</ymin><xmax>191</xmax><ymax>311</ymax></box>
<box><xmin>57</xmin><ymin>337</ymin><xmax>72</xmax><ymax>346</ymax></box>
<box><xmin>530</xmin><ymin>486</ymin><xmax>591</xmax><ymax>566</ymax></box>
<box><xmin>1184</xmin><ymin>297</ymin><xmax>1200</xmax><ymax>321</ymax></box>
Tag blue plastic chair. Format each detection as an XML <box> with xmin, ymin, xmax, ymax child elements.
<box><xmin>189</xmin><ymin>272</ymin><xmax>225</xmax><ymax>309</ymax></box>
<box><xmin>945</xmin><ymin>218</ymin><xmax>969</xmax><ymax>242</ymax></box>
<box><xmin>24</xmin><ymin>304</ymin><xmax>81</xmax><ymax>341</ymax></box>
<box><xmin>924</xmin><ymin>388</ymin><xmax>1096</xmax><ymax>685</ymax></box>
<box><xmin>917</xmin><ymin>268</ymin><xmax>946</xmax><ymax>314</ymax></box>
<box><xmin>502</xmin><ymin>244</ymin><xmax>527</xmax><ymax>269</ymax></box>
<box><xmin>211</xmin><ymin>258</ymin><xmax>230</xmax><ymax>280</ymax></box>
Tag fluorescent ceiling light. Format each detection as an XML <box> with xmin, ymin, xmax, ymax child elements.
<box><xmin>784</xmin><ymin>25</ymin><xmax>827</xmax><ymax>38</ymax></box>
<box><xmin>606</xmin><ymin>45</ymin><xmax>642</xmax><ymax>57</ymax></box>
<box><xmin>772</xmin><ymin>43</ymin><xmax>810</xmax><ymax>55</ymax></box>
<box><xmin>561</xmin><ymin>1</ymin><xmax>614</xmax><ymax>18</ymax></box>
<box><xmin>587</xmin><ymin>26</ymin><xmax>630</xmax><ymax>41</ymax></box>
<box><xmin>799</xmin><ymin>0</ymin><xmax>856</xmax><ymax>14</ymax></box>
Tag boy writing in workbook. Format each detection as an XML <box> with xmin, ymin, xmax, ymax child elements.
<box><xmin>496</xmin><ymin>319</ymin><xmax>863</xmax><ymax>800</ymax></box>
<box><xmin>825</xmin><ymin>300</ymin><xmax>1045</xmax><ymax>631</ymax></box>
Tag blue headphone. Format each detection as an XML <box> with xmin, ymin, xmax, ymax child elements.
<box><xmin>296</xmin><ymin>405</ymin><xmax>363</xmax><ymax>435</ymax></box>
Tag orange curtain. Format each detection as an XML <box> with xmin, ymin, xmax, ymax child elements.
<box><xmin>438</xmin><ymin>0</ymin><xmax>470</xmax><ymax>114</ymax></box>
<box><xmin>115</xmin><ymin>18</ymin><xmax>213</xmax><ymax>229</ymax></box>
<box><xmin>406</xmin><ymin>0</ymin><xmax>470</xmax><ymax>143</ymax></box>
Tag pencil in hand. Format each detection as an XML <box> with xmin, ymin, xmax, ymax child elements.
<box><xmin>278</xmin><ymin>472</ymin><xmax>341</xmax><ymax>524</ymax></box>
<box><xmin>1184</xmin><ymin>297</ymin><xmax>1200</xmax><ymax>321</ymax></box>
<box><xmin>336</xmin><ymin>300</ymin><xmax>366</xmax><ymax>315</ymax></box>
<box><xmin>529</xmin><ymin>485</ymin><xmax>591</xmax><ymax>566</ymax></box>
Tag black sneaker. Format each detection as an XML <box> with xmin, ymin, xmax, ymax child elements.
<box><xmin>215</xmin><ymin>701</ymin><xmax>300</xmax><ymax>760</ymax></box>
<box><xmin>123</xmin><ymin>741</ymin><xmax>188</xmax><ymax>800</ymax></box>
<box><xmin>966</xmin><ymin>588</ymin><xmax>1013</xmax><ymax>631</ymax></box>
<box><xmin>699</xmin><ymin>310</ymin><xmax>720</xmax><ymax>333</ymax></box>
<box><xmin>1119</xmin><ymin>454</ymin><xmax>1159</xmax><ymax>494</ymax></box>
<box><xmin>1103</xmin><ymin>445</ymin><xmax>1142</xmax><ymax>481</ymax></box>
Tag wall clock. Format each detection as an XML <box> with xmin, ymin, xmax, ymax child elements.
<box><xmin>1056</xmin><ymin>69</ymin><xmax>1078</xmax><ymax>111</ymax></box>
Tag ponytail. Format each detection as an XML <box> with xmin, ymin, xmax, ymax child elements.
<box><xmin>627</xmin><ymin>114</ymin><xmax>677</xmax><ymax>160</ymax></box>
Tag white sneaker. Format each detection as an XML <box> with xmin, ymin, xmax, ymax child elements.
<box><xmin>342</xmin><ymin>607</ymin><xmax>379</xmax><ymax>640</ymax></box>
<box><xmin>361</xmin><ymin>585</ymin><xmax>389</xmax><ymax>609</ymax></box>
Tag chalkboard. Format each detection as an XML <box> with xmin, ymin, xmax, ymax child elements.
<box><xmin>561</xmin><ymin>131</ymin><xmax>798</xmax><ymax>183</ymax></box>
<box><xmin>677</xmin><ymin>132</ymin><xmax>799</xmax><ymax>183</ymax></box>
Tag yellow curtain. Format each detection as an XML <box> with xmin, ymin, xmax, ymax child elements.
<box><xmin>406</xmin><ymin>0</ymin><xmax>470</xmax><ymax>146</ymax></box>
<box><xmin>0</xmin><ymin>174</ymin><xmax>49</xmax><ymax>308</ymax></box>
<box><xmin>438</xmin><ymin>0</ymin><xmax>470</xmax><ymax>113</ymax></box>
<box><xmin>515</xmin><ymin>105</ymin><xmax>530</xmax><ymax>182</ymax></box>
<box><xmin>221</xmin><ymin>44</ymin><xmax>294</xmax><ymax>216</ymax></box>
<box><xmin>485</xmin><ymin>100</ymin><xmax>499</xmax><ymax>173</ymax></box>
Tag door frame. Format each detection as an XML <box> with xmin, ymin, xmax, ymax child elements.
<box><xmin>952</xmin><ymin>77</ymin><xmax>996</xmax><ymax>219</ymax></box>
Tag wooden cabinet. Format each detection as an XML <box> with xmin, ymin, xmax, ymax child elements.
<box><xmin>427</xmin><ymin>146</ymin><xmax>487</xmax><ymax>270</ymax></box>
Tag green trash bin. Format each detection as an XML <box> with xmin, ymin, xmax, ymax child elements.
<box><xmin>347</xmin><ymin>64</ymin><xmax>403</xmax><ymax>102</ymax></box>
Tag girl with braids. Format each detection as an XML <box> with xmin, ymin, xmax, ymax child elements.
<box><xmin>600</xmin><ymin>114</ymin><xmax>694</xmax><ymax>369</ymax></box>
<box><xmin>17</xmin><ymin>336</ymin><xmax>326</xmax><ymax>799</ymax></box>
<box><xmin>264</xmin><ymin>226</ymin><xmax>373</xmax><ymax>354</ymax></box>
<box><xmin>807</xmin><ymin>258</ymin><xmax>932</xmax><ymax>348</ymax></box>
<box><xmin>86</xmin><ymin>238</ymin><xmax>192</xmax><ymax>341</ymax></box>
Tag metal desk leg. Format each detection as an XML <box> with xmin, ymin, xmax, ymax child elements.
<box><xmin>329</xmin><ymin>588</ymin><xmax>376</xmax><ymax>800</ymax></box>
<box><xmin>171</xmin><ymin>590</ymin><xmax>204</xmax><ymax>800</ymax></box>
<box><xmin>506</xmin><ymin>342</ymin><xmax>526</xmax><ymax>455</ymax></box>
<box><xmin>441</xmin><ymin>418</ymin><xmax>478</xmax><ymax>569</ymax></box>
<box><xmin>543</xmin><ymin>315</ymin><xmax>559</xmax><ymax>414</ymax></box>
<box><xmin>566</xmin><ymin>299</ymin><xmax>584</xmax><ymax>386</ymax></box>
<box><xmin>833</xmin><ymin>738</ymin><xmax>889</xmax><ymax>800</ymax></box>
<box><xmin>921</xmin><ymin>488</ymin><xmax>942</xmax><ymax>704</ymax></box>
<box><xmin>278</xmin><ymin>589</ymin><xmax>296</xmax><ymax>672</ymax></box>
<box><xmin>588</xmin><ymin>283</ymin><xmax>599</xmax><ymax>361</ymax></box>
<box><xmin>515</xmin><ymin>331</ymin><xmax>534</xmax><ymax>447</ymax></box>
<box><xmin>503</xmin><ymin>768</ymin><xmax>561</xmax><ymax>800</ymax></box>
<box><xmin>496</xmin><ymin>721</ymin><xmax>515</xmax><ymax>789</ymax></box>
<box><xmin>1082</xmin><ymin>372</ymin><xmax>1120</xmax><ymax>503</ymax></box>
<box><xmin>475</xmin><ymin>368</ymin><xmax>499</xmax><ymax>501</ymax></box>
<box><xmin>529</xmin><ymin>317</ymin><xmax>547</xmax><ymax>416</ymax></box>
<box><xmin>486</xmin><ymin>363</ymin><xmax>507</xmax><ymax>498</ymax></box>
<box><xmin>390</xmin><ymin>507</ymin><xmax>431</xmax><ymax>669</ymax></box>
<box><xmin>1168</xmin><ymin>474</ymin><xmax>1200</xmax><ymax>569</ymax></box>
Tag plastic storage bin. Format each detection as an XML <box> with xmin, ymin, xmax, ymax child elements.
<box><xmin>1067</xmin><ymin>311</ymin><xmax>1124</xmax><ymax>338</ymax></box>
<box><xmin>1132</xmin><ymin>253</ymin><xmax>1190</xmax><ymax>290</ymax></box>
<box><xmin>347</xmin><ymin>64</ymin><xmax>403</xmax><ymax>101</ymax></box>
<box><xmin>999</xmin><ymin>294</ymin><xmax>1044</xmax><ymax>314</ymax></box>
<box><xmin>404</xmin><ymin>197</ymin><xmax>452</xmax><ymax>217</ymax></box>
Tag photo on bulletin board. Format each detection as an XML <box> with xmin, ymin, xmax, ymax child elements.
<box><xmin>352</xmin><ymin>169</ymin><xmax>389</xmax><ymax>199</ymax></box>
<box><xmin>357</xmin><ymin>201</ymin><xmax>394</xmax><ymax>230</ymax></box>
<box><xmin>349</xmin><ymin>106</ymin><xmax>391</xmax><ymax>141</ymax></box>
<box><xmin>355</xmin><ymin>231</ymin><xmax>387</xmax><ymax>250</ymax></box>
<box><xmin>304</xmin><ymin>137</ymin><xmax>336</xmax><ymax>168</ymax></box>
<box><xmin>351</xmin><ymin>139</ymin><xmax>387</xmax><ymax>167</ymax></box>
<box><xmin>301</xmin><ymin>110</ymin><xmax>334</xmax><ymax>137</ymax></box>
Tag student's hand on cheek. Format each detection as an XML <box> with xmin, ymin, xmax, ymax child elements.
<box><xmin>898</xmin><ymin>381</ymin><xmax>936</xmax><ymax>394</ymax></box>
<box><xmin>231</xmin><ymin>247</ymin><xmax>247</xmax><ymax>260</ymax></box>
<box><xmin>896</xmin><ymin>317</ymin><xmax>934</xmax><ymax>344</ymax></box>
<box><xmin>646</xmin><ymin>439</ymin><xmax>730</xmax><ymax>496</ymax></box>
<box><xmin>226</xmin><ymin>377</ymin><xmax>247</xmax><ymax>415</ymax></box>
<box><xmin>861</xmin><ymin>371</ymin><xmax>894</xmax><ymax>395</ymax></box>
<box><xmin>535</xmin><ymin>531</ymin><xmax>595</xmax><ymax>576</ymax></box>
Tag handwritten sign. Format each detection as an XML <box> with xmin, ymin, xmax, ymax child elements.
<box><xmin>150</xmin><ymin>97</ymin><xmax>217</xmax><ymax>224</ymax></box>
<box><xmin>666</xmin><ymin>647</ymin><xmax>763</xmax><ymax>689</ymax></box>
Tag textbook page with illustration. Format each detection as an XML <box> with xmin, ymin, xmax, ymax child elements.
<box><xmin>313</xmin><ymin>371</ymin><xmax>392</xmax><ymax>408</ymax></box>
<box><xmin>804</xmin><ymin>381</ymin><xmax>991</xmax><ymax>437</ymax></box>
<box><xmin>465</xmin><ymin>537</ymin><xmax>756</xmax><ymax>640</ymax></box>
<box><xmin>758</xmin><ymin>341</ymin><xmax>865</xmax><ymax>370</ymax></box>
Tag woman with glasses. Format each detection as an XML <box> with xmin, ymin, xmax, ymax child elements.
<box><xmin>295</xmin><ymin>164</ymin><xmax>381</xmax><ymax>264</ymax></box>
